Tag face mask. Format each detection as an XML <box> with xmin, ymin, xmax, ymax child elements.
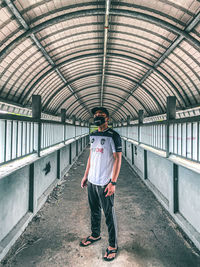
<box><xmin>94</xmin><ymin>116</ymin><xmax>106</xmax><ymax>126</ymax></box>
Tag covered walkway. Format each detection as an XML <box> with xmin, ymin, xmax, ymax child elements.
<box><xmin>1</xmin><ymin>147</ymin><xmax>200</xmax><ymax>267</ymax></box>
<box><xmin>0</xmin><ymin>0</ymin><xmax>200</xmax><ymax>265</ymax></box>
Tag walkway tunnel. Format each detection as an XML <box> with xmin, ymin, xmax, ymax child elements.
<box><xmin>0</xmin><ymin>0</ymin><xmax>200</xmax><ymax>265</ymax></box>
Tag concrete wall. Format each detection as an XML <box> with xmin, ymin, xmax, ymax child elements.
<box><xmin>178</xmin><ymin>166</ymin><xmax>200</xmax><ymax>233</ymax></box>
<box><xmin>0</xmin><ymin>167</ymin><xmax>29</xmax><ymax>242</ymax></box>
<box><xmin>126</xmin><ymin>141</ymin><xmax>132</xmax><ymax>164</ymax></box>
<box><xmin>123</xmin><ymin>138</ymin><xmax>200</xmax><ymax>251</ymax></box>
<box><xmin>147</xmin><ymin>151</ymin><xmax>171</xmax><ymax>204</ymax></box>
<box><xmin>0</xmin><ymin>135</ymin><xmax>89</xmax><ymax>262</ymax></box>
<box><xmin>35</xmin><ymin>152</ymin><xmax>57</xmax><ymax>201</ymax></box>
<box><xmin>60</xmin><ymin>145</ymin><xmax>70</xmax><ymax>178</ymax></box>
<box><xmin>71</xmin><ymin>141</ymin><xmax>76</xmax><ymax>160</ymax></box>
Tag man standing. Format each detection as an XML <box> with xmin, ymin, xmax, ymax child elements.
<box><xmin>80</xmin><ymin>107</ymin><xmax>122</xmax><ymax>261</ymax></box>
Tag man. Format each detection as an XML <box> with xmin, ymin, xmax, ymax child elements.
<box><xmin>80</xmin><ymin>107</ymin><xmax>122</xmax><ymax>261</ymax></box>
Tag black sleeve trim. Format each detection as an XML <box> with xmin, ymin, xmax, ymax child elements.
<box><xmin>113</xmin><ymin>132</ymin><xmax>122</xmax><ymax>152</ymax></box>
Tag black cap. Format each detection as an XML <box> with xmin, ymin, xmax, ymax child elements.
<box><xmin>91</xmin><ymin>107</ymin><xmax>109</xmax><ymax>117</ymax></box>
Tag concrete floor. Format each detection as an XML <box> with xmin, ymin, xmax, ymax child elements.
<box><xmin>1</xmin><ymin>147</ymin><xmax>200</xmax><ymax>267</ymax></box>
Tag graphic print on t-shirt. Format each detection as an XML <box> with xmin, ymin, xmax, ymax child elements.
<box><xmin>88</xmin><ymin>128</ymin><xmax>122</xmax><ymax>186</ymax></box>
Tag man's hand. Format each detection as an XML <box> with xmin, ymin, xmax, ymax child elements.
<box><xmin>81</xmin><ymin>177</ymin><xmax>88</xmax><ymax>188</ymax></box>
<box><xmin>104</xmin><ymin>183</ymin><xmax>115</xmax><ymax>197</ymax></box>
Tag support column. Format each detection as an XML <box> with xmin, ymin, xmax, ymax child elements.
<box><xmin>127</xmin><ymin>115</ymin><xmax>131</xmax><ymax>125</ymax></box>
<box><xmin>61</xmin><ymin>109</ymin><xmax>66</xmax><ymax>143</ymax></box>
<box><xmin>131</xmin><ymin>143</ymin><xmax>134</xmax><ymax>165</ymax></box>
<box><xmin>144</xmin><ymin>150</ymin><xmax>148</xmax><ymax>180</ymax></box>
<box><xmin>32</xmin><ymin>95</ymin><xmax>41</xmax><ymax>157</ymax></box>
<box><xmin>167</xmin><ymin>96</ymin><xmax>176</xmax><ymax>120</ymax></box>
<box><xmin>61</xmin><ymin>109</ymin><xmax>66</xmax><ymax>123</ymax></box>
<box><xmin>57</xmin><ymin>149</ymin><xmax>61</xmax><ymax>179</ymax></box>
<box><xmin>72</xmin><ymin>115</ymin><xmax>76</xmax><ymax>125</ymax></box>
<box><xmin>71</xmin><ymin>115</ymin><xmax>76</xmax><ymax>138</ymax></box>
<box><xmin>138</xmin><ymin>109</ymin><xmax>144</xmax><ymax>143</ymax></box>
<box><xmin>32</xmin><ymin>95</ymin><xmax>41</xmax><ymax>119</ymax></box>
<box><xmin>29</xmin><ymin>163</ymin><xmax>36</xmax><ymax>213</ymax></box>
<box><xmin>166</xmin><ymin>96</ymin><xmax>176</xmax><ymax>157</ymax></box>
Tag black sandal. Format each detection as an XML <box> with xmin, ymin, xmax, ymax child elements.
<box><xmin>79</xmin><ymin>236</ymin><xmax>101</xmax><ymax>247</ymax></box>
<box><xmin>104</xmin><ymin>247</ymin><xmax>118</xmax><ymax>261</ymax></box>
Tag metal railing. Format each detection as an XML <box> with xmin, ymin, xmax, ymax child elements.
<box><xmin>115</xmin><ymin>116</ymin><xmax>200</xmax><ymax>163</ymax></box>
<box><xmin>0</xmin><ymin>114</ymin><xmax>89</xmax><ymax>166</ymax></box>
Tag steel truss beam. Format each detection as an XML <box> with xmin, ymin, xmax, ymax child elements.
<box><xmin>110</xmin><ymin>10</ymin><xmax>200</xmax><ymax>117</ymax></box>
<box><xmin>1</xmin><ymin>8</ymin><xmax>199</xmax><ymax>62</ymax></box>
<box><xmin>100</xmin><ymin>0</ymin><xmax>111</xmax><ymax>106</ymax></box>
<box><xmin>4</xmin><ymin>0</ymin><xmax>91</xmax><ymax>117</ymax></box>
<box><xmin>52</xmin><ymin>84</ymin><xmax>150</xmax><ymax>114</ymax></box>
<box><xmin>20</xmin><ymin>53</ymin><xmax>185</xmax><ymax>110</ymax></box>
<box><xmin>42</xmin><ymin>70</ymin><xmax>164</xmax><ymax>113</ymax></box>
<box><xmin>59</xmin><ymin>92</ymin><xmax>137</xmax><ymax>118</ymax></box>
<box><xmin>72</xmin><ymin>99</ymin><xmax>126</xmax><ymax>121</ymax></box>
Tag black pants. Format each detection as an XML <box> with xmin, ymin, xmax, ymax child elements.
<box><xmin>87</xmin><ymin>181</ymin><xmax>118</xmax><ymax>248</ymax></box>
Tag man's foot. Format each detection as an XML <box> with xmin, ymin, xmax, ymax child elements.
<box><xmin>103</xmin><ymin>246</ymin><xmax>118</xmax><ymax>261</ymax></box>
<box><xmin>79</xmin><ymin>235</ymin><xmax>101</xmax><ymax>246</ymax></box>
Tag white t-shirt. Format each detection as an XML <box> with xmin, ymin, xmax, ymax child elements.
<box><xmin>88</xmin><ymin>127</ymin><xmax>122</xmax><ymax>186</ymax></box>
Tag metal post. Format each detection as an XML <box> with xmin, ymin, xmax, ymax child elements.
<box><xmin>61</xmin><ymin>109</ymin><xmax>66</xmax><ymax>143</ymax></box>
<box><xmin>72</xmin><ymin>115</ymin><xmax>76</xmax><ymax>125</ymax></box>
<box><xmin>131</xmin><ymin>143</ymin><xmax>134</xmax><ymax>165</ymax></box>
<box><xmin>32</xmin><ymin>95</ymin><xmax>41</xmax><ymax>157</ymax></box>
<box><xmin>138</xmin><ymin>110</ymin><xmax>144</xmax><ymax>143</ymax></box>
<box><xmin>61</xmin><ymin>109</ymin><xmax>66</xmax><ymax>123</ymax></box>
<box><xmin>127</xmin><ymin>115</ymin><xmax>131</xmax><ymax>125</ymax></box>
<box><xmin>173</xmin><ymin>163</ymin><xmax>179</xmax><ymax>213</ymax></box>
<box><xmin>144</xmin><ymin>150</ymin><xmax>148</xmax><ymax>179</ymax></box>
<box><xmin>32</xmin><ymin>95</ymin><xmax>41</xmax><ymax>119</ymax></box>
<box><xmin>29</xmin><ymin>163</ymin><xmax>35</xmax><ymax>212</ymax></box>
<box><xmin>57</xmin><ymin>149</ymin><xmax>60</xmax><ymax>179</ymax></box>
<box><xmin>166</xmin><ymin>96</ymin><xmax>176</xmax><ymax>157</ymax></box>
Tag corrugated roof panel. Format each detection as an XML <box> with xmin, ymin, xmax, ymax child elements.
<box><xmin>113</xmin><ymin>0</ymin><xmax>197</xmax><ymax>28</ymax></box>
<box><xmin>15</xmin><ymin>0</ymin><xmax>101</xmax><ymax>26</ymax></box>
<box><xmin>0</xmin><ymin>5</ymin><xmax>25</xmax><ymax>52</ymax></box>
<box><xmin>0</xmin><ymin>0</ymin><xmax>199</xmax><ymax>121</ymax></box>
<box><xmin>134</xmin><ymin>86</ymin><xmax>161</xmax><ymax>114</ymax></box>
<box><xmin>53</xmin><ymin>94</ymin><xmax>78</xmax><ymax>114</ymax></box>
<box><xmin>148</xmin><ymin>72</ymin><xmax>184</xmax><ymax>108</ymax></box>
<box><xmin>44</xmin><ymin>89</ymin><xmax>72</xmax><ymax>111</ymax></box>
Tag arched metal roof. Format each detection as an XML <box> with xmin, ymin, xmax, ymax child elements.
<box><xmin>0</xmin><ymin>0</ymin><xmax>199</xmax><ymax>122</ymax></box>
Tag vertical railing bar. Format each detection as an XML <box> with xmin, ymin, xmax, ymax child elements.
<box><xmin>177</xmin><ymin>123</ymin><xmax>178</xmax><ymax>155</ymax></box>
<box><xmin>173</xmin><ymin>123</ymin><xmax>175</xmax><ymax>154</ymax></box>
<box><xmin>16</xmin><ymin>120</ymin><xmax>18</xmax><ymax>158</ymax></box>
<box><xmin>162</xmin><ymin>124</ymin><xmax>164</xmax><ymax>150</ymax></box>
<box><xmin>186</xmin><ymin>122</ymin><xmax>188</xmax><ymax>159</ymax></box>
<box><xmin>38</xmin><ymin>120</ymin><xmax>41</xmax><ymax>157</ymax></box>
<box><xmin>44</xmin><ymin>123</ymin><xmax>46</xmax><ymax>149</ymax></box>
<box><xmin>25</xmin><ymin>122</ymin><xmax>27</xmax><ymax>154</ymax></box>
<box><xmin>29</xmin><ymin>122</ymin><xmax>31</xmax><ymax>153</ymax></box>
<box><xmin>21</xmin><ymin>121</ymin><xmax>23</xmax><ymax>156</ymax></box>
<box><xmin>197</xmin><ymin>122</ymin><xmax>199</xmax><ymax>162</ymax></box>
<box><xmin>4</xmin><ymin>120</ymin><xmax>7</xmax><ymax>162</ymax></box>
<box><xmin>181</xmin><ymin>123</ymin><xmax>183</xmax><ymax>156</ymax></box>
<box><xmin>191</xmin><ymin>122</ymin><xmax>193</xmax><ymax>160</ymax></box>
<box><xmin>159</xmin><ymin>125</ymin><xmax>161</xmax><ymax>149</ymax></box>
<box><xmin>11</xmin><ymin>120</ymin><xmax>13</xmax><ymax>160</ymax></box>
<box><xmin>32</xmin><ymin>122</ymin><xmax>35</xmax><ymax>153</ymax></box>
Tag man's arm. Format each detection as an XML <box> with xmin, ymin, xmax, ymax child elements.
<box><xmin>81</xmin><ymin>150</ymin><xmax>91</xmax><ymax>188</ymax></box>
<box><xmin>111</xmin><ymin>152</ymin><xmax>122</xmax><ymax>183</ymax></box>
<box><xmin>105</xmin><ymin>151</ymin><xmax>122</xmax><ymax>197</ymax></box>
